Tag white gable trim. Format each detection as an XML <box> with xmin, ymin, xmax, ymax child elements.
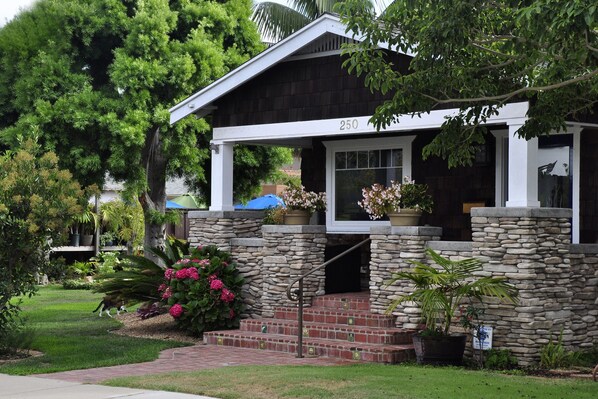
<box><xmin>169</xmin><ymin>14</ymin><xmax>404</xmax><ymax>125</ymax></box>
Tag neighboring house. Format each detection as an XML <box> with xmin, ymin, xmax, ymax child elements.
<box><xmin>169</xmin><ymin>14</ymin><xmax>597</xmax><ymax>364</ymax></box>
<box><xmin>170</xmin><ymin>13</ymin><xmax>597</xmax><ymax>243</ymax></box>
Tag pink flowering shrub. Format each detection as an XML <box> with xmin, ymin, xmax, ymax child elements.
<box><xmin>358</xmin><ymin>177</ymin><xmax>433</xmax><ymax>220</ymax></box>
<box><xmin>161</xmin><ymin>245</ymin><xmax>244</xmax><ymax>335</ymax></box>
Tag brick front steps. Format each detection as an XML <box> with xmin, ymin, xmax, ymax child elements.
<box><xmin>204</xmin><ymin>292</ymin><xmax>415</xmax><ymax>364</ymax></box>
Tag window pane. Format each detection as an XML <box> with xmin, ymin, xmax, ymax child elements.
<box><xmin>368</xmin><ymin>150</ymin><xmax>379</xmax><ymax>168</ymax></box>
<box><xmin>335</xmin><ymin>167</ymin><xmax>403</xmax><ymax>221</ymax></box>
<box><xmin>380</xmin><ymin>149</ymin><xmax>391</xmax><ymax>167</ymax></box>
<box><xmin>391</xmin><ymin>150</ymin><xmax>402</xmax><ymax>167</ymax></box>
<box><xmin>358</xmin><ymin>151</ymin><xmax>368</xmax><ymax>169</ymax></box>
<box><xmin>347</xmin><ymin>151</ymin><xmax>357</xmax><ymax>169</ymax></box>
<box><xmin>335</xmin><ymin>152</ymin><xmax>346</xmax><ymax>170</ymax></box>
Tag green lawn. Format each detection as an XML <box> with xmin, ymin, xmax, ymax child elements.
<box><xmin>105</xmin><ymin>364</ymin><xmax>597</xmax><ymax>399</ymax></box>
<box><xmin>0</xmin><ymin>285</ymin><xmax>188</xmax><ymax>375</ymax></box>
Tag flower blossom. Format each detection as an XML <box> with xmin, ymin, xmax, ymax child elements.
<box><xmin>164</xmin><ymin>268</ymin><xmax>174</xmax><ymax>280</ymax></box>
<box><xmin>220</xmin><ymin>288</ymin><xmax>235</xmax><ymax>303</ymax></box>
<box><xmin>169</xmin><ymin>303</ymin><xmax>184</xmax><ymax>318</ymax></box>
<box><xmin>158</xmin><ymin>283</ymin><xmax>167</xmax><ymax>292</ymax></box>
<box><xmin>175</xmin><ymin>268</ymin><xmax>189</xmax><ymax>279</ymax></box>
<box><xmin>210</xmin><ymin>278</ymin><xmax>224</xmax><ymax>290</ymax></box>
<box><xmin>162</xmin><ymin>287</ymin><xmax>172</xmax><ymax>299</ymax></box>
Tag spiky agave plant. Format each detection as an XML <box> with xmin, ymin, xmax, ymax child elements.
<box><xmin>386</xmin><ymin>248</ymin><xmax>518</xmax><ymax>335</ymax></box>
<box><xmin>94</xmin><ymin>238</ymin><xmax>191</xmax><ymax>303</ymax></box>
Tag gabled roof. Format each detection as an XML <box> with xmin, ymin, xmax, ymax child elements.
<box><xmin>169</xmin><ymin>13</ymin><xmax>402</xmax><ymax>125</ymax></box>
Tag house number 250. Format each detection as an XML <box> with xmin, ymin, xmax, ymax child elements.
<box><xmin>339</xmin><ymin>119</ymin><xmax>359</xmax><ymax>131</ymax></box>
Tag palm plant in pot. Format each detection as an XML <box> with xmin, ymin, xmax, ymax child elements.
<box><xmin>386</xmin><ymin>248</ymin><xmax>517</xmax><ymax>365</ymax></box>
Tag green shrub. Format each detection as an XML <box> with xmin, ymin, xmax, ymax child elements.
<box><xmin>94</xmin><ymin>239</ymin><xmax>190</xmax><ymax>304</ymax></box>
<box><xmin>0</xmin><ymin>317</ymin><xmax>35</xmax><ymax>356</ymax></box>
<box><xmin>162</xmin><ymin>245</ymin><xmax>244</xmax><ymax>336</ymax></box>
<box><xmin>46</xmin><ymin>256</ymin><xmax>67</xmax><ymax>281</ymax></box>
<box><xmin>62</xmin><ymin>279</ymin><xmax>96</xmax><ymax>290</ymax></box>
<box><xmin>484</xmin><ymin>349</ymin><xmax>518</xmax><ymax>370</ymax></box>
<box><xmin>263</xmin><ymin>206</ymin><xmax>286</xmax><ymax>225</ymax></box>
<box><xmin>90</xmin><ymin>252</ymin><xmax>123</xmax><ymax>275</ymax></box>
<box><xmin>540</xmin><ymin>331</ymin><xmax>579</xmax><ymax>369</ymax></box>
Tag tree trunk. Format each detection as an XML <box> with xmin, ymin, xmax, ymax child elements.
<box><xmin>139</xmin><ymin>125</ymin><xmax>167</xmax><ymax>264</ymax></box>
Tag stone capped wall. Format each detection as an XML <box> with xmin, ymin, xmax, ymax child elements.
<box><xmin>230</xmin><ymin>238</ymin><xmax>265</xmax><ymax>318</ymax></box>
<box><xmin>569</xmin><ymin>244</ymin><xmax>598</xmax><ymax>348</ymax></box>
<box><xmin>188</xmin><ymin>211</ymin><xmax>264</xmax><ymax>251</ymax></box>
<box><xmin>470</xmin><ymin>207</ymin><xmax>575</xmax><ymax>366</ymax></box>
<box><xmin>261</xmin><ymin>225</ymin><xmax>327</xmax><ymax>317</ymax></box>
<box><xmin>369</xmin><ymin>226</ymin><xmax>442</xmax><ymax>329</ymax></box>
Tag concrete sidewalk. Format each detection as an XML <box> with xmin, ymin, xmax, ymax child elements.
<box><xmin>0</xmin><ymin>374</ymin><xmax>218</xmax><ymax>399</ymax></box>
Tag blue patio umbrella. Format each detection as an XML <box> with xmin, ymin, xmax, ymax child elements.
<box><xmin>166</xmin><ymin>200</ymin><xmax>185</xmax><ymax>209</ymax></box>
<box><xmin>235</xmin><ymin>194</ymin><xmax>285</xmax><ymax>210</ymax></box>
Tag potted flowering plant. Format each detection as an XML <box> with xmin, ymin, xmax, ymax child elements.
<box><xmin>358</xmin><ymin>177</ymin><xmax>433</xmax><ymax>225</ymax></box>
<box><xmin>281</xmin><ymin>185</ymin><xmax>326</xmax><ymax>225</ymax></box>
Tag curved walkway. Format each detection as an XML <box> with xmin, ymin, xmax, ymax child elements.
<box><xmin>34</xmin><ymin>343</ymin><xmax>350</xmax><ymax>384</ymax></box>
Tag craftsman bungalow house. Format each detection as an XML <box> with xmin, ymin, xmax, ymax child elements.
<box><xmin>170</xmin><ymin>13</ymin><xmax>597</xmax><ymax>243</ymax></box>
<box><xmin>169</xmin><ymin>14</ymin><xmax>597</xmax><ymax>364</ymax></box>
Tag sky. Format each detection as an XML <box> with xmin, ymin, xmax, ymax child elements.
<box><xmin>0</xmin><ymin>0</ymin><xmax>37</xmax><ymax>27</ymax></box>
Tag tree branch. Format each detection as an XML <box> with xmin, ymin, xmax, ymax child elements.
<box><xmin>420</xmin><ymin>69</ymin><xmax>598</xmax><ymax>105</ymax></box>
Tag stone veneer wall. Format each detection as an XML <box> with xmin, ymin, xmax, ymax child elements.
<box><xmin>568</xmin><ymin>244</ymin><xmax>598</xmax><ymax>349</ymax></box>
<box><xmin>470</xmin><ymin>207</ymin><xmax>588</xmax><ymax>366</ymax></box>
<box><xmin>261</xmin><ymin>225</ymin><xmax>327</xmax><ymax>317</ymax></box>
<box><xmin>230</xmin><ymin>238</ymin><xmax>265</xmax><ymax>319</ymax></box>
<box><xmin>187</xmin><ymin>211</ymin><xmax>264</xmax><ymax>251</ymax></box>
<box><xmin>369</xmin><ymin>226</ymin><xmax>442</xmax><ymax>329</ymax></box>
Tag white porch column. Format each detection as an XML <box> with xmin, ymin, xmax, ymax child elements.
<box><xmin>505</xmin><ymin>121</ymin><xmax>541</xmax><ymax>207</ymax></box>
<box><xmin>209</xmin><ymin>142</ymin><xmax>234</xmax><ymax>211</ymax></box>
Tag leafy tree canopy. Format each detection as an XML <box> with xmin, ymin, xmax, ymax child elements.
<box><xmin>338</xmin><ymin>0</ymin><xmax>598</xmax><ymax>167</ymax></box>
<box><xmin>0</xmin><ymin>0</ymin><xmax>289</xmax><ymax>249</ymax></box>
<box><xmin>0</xmin><ymin>140</ymin><xmax>86</xmax><ymax>334</ymax></box>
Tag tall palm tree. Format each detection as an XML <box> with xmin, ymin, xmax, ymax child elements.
<box><xmin>252</xmin><ymin>0</ymin><xmax>386</xmax><ymax>43</ymax></box>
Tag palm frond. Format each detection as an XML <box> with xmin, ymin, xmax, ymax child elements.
<box><xmin>252</xmin><ymin>2</ymin><xmax>311</xmax><ymax>42</ymax></box>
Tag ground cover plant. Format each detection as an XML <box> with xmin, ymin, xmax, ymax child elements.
<box><xmin>105</xmin><ymin>363</ymin><xmax>597</xmax><ymax>399</ymax></box>
<box><xmin>0</xmin><ymin>285</ymin><xmax>188</xmax><ymax>375</ymax></box>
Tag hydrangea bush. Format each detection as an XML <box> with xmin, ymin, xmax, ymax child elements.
<box><xmin>160</xmin><ymin>245</ymin><xmax>244</xmax><ymax>335</ymax></box>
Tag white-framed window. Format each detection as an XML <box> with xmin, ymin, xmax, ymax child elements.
<box><xmin>323</xmin><ymin>136</ymin><xmax>415</xmax><ymax>233</ymax></box>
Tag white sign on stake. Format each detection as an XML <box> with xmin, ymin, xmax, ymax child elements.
<box><xmin>473</xmin><ymin>326</ymin><xmax>493</xmax><ymax>350</ymax></box>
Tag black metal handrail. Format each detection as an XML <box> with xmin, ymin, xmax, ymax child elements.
<box><xmin>285</xmin><ymin>237</ymin><xmax>371</xmax><ymax>358</ymax></box>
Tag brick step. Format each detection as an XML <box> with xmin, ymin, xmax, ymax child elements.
<box><xmin>274</xmin><ymin>307</ymin><xmax>396</xmax><ymax>328</ymax></box>
<box><xmin>240</xmin><ymin>318</ymin><xmax>414</xmax><ymax>345</ymax></box>
<box><xmin>204</xmin><ymin>330</ymin><xmax>415</xmax><ymax>364</ymax></box>
<box><xmin>312</xmin><ymin>292</ymin><xmax>370</xmax><ymax>311</ymax></box>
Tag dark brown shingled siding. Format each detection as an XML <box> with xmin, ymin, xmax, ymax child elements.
<box><xmin>580</xmin><ymin>129</ymin><xmax>598</xmax><ymax>243</ymax></box>
<box><xmin>212</xmin><ymin>53</ymin><xmax>410</xmax><ymax>127</ymax></box>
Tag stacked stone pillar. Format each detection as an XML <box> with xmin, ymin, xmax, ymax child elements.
<box><xmin>471</xmin><ymin>207</ymin><xmax>573</xmax><ymax>366</ymax></box>
<box><xmin>369</xmin><ymin>226</ymin><xmax>442</xmax><ymax>329</ymax></box>
<box><xmin>261</xmin><ymin>225</ymin><xmax>327</xmax><ymax>317</ymax></box>
<box><xmin>187</xmin><ymin>211</ymin><xmax>263</xmax><ymax>251</ymax></box>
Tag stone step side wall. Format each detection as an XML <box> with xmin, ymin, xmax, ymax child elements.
<box><xmin>230</xmin><ymin>238</ymin><xmax>265</xmax><ymax>319</ymax></box>
<box><xmin>369</xmin><ymin>226</ymin><xmax>442</xmax><ymax>329</ymax></box>
<box><xmin>187</xmin><ymin>211</ymin><xmax>264</xmax><ymax>252</ymax></box>
<box><xmin>261</xmin><ymin>225</ymin><xmax>327</xmax><ymax>318</ymax></box>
